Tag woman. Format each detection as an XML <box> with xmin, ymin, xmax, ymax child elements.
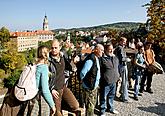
<box><xmin>133</xmin><ymin>46</ymin><xmax>146</xmax><ymax>100</ymax></box>
<box><xmin>24</xmin><ymin>46</ymin><xmax>56</xmax><ymax>115</ymax></box>
<box><xmin>140</xmin><ymin>42</ymin><xmax>155</xmax><ymax>94</ymax></box>
<box><xmin>0</xmin><ymin>46</ymin><xmax>56</xmax><ymax>116</ymax></box>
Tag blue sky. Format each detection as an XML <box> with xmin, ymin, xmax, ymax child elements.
<box><xmin>0</xmin><ymin>0</ymin><xmax>150</xmax><ymax>31</ymax></box>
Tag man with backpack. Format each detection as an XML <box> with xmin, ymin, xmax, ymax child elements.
<box><xmin>49</xmin><ymin>39</ymin><xmax>79</xmax><ymax>116</ymax></box>
<box><xmin>80</xmin><ymin>44</ymin><xmax>104</xmax><ymax>116</ymax></box>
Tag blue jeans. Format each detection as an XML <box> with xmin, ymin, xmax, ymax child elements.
<box><xmin>134</xmin><ymin>75</ymin><xmax>141</xmax><ymax>97</ymax></box>
<box><xmin>119</xmin><ymin>65</ymin><xmax>128</xmax><ymax>101</ymax></box>
<box><xmin>134</xmin><ymin>68</ymin><xmax>143</xmax><ymax>97</ymax></box>
<box><xmin>100</xmin><ymin>83</ymin><xmax>116</xmax><ymax>114</ymax></box>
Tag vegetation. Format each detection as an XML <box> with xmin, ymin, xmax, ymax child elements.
<box><xmin>52</xmin><ymin>22</ymin><xmax>142</xmax><ymax>33</ymax></box>
<box><xmin>0</xmin><ymin>0</ymin><xmax>164</xmax><ymax>87</ymax></box>
<box><xmin>0</xmin><ymin>27</ymin><xmax>10</xmax><ymax>48</ymax></box>
<box><xmin>144</xmin><ymin>0</ymin><xmax>164</xmax><ymax>41</ymax></box>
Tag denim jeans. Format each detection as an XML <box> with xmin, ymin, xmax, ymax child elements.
<box><xmin>134</xmin><ymin>68</ymin><xmax>143</xmax><ymax>97</ymax></box>
<box><xmin>119</xmin><ymin>65</ymin><xmax>128</xmax><ymax>101</ymax></box>
<box><xmin>100</xmin><ymin>83</ymin><xmax>116</xmax><ymax>114</ymax></box>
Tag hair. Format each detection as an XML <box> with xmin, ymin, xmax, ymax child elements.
<box><xmin>120</xmin><ymin>37</ymin><xmax>127</xmax><ymax>42</ymax></box>
<box><xmin>37</xmin><ymin>46</ymin><xmax>49</xmax><ymax>64</ymax></box>
<box><xmin>104</xmin><ymin>42</ymin><xmax>113</xmax><ymax>50</ymax></box>
<box><xmin>52</xmin><ymin>39</ymin><xmax>61</xmax><ymax>47</ymax></box>
<box><xmin>137</xmin><ymin>45</ymin><xmax>144</xmax><ymax>51</ymax></box>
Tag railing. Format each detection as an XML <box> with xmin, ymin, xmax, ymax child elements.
<box><xmin>67</xmin><ymin>72</ymin><xmax>84</xmax><ymax>107</ymax></box>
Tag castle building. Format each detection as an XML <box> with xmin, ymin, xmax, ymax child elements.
<box><xmin>10</xmin><ymin>14</ymin><xmax>54</xmax><ymax>52</ymax></box>
<box><xmin>37</xmin><ymin>15</ymin><xmax>54</xmax><ymax>42</ymax></box>
<box><xmin>43</xmin><ymin>15</ymin><xmax>49</xmax><ymax>31</ymax></box>
<box><xmin>10</xmin><ymin>31</ymin><xmax>38</xmax><ymax>52</ymax></box>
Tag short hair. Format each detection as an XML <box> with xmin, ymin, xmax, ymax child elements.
<box><xmin>120</xmin><ymin>37</ymin><xmax>127</xmax><ymax>42</ymax></box>
<box><xmin>104</xmin><ymin>42</ymin><xmax>113</xmax><ymax>50</ymax></box>
<box><xmin>137</xmin><ymin>45</ymin><xmax>144</xmax><ymax>51</ymax></box>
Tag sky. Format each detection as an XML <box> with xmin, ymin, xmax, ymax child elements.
<box><xmin>0</xmin><ymin>0</ymin><xmax>151</xmax><ymax>31</ymax></box>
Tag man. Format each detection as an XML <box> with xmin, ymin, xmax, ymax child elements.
<box><xmin>99</xmin><ymin>43</ymin><xmax>119</xmax><ymax>116</ymax></box>
<box><xmin>80</xmin><ymin>44</ymin><xmax>104</xmax><ymax>116</ymax></box>
<box><xmin>114</xmin><ymin>37</ymin><xmax>130</xmax><ymax>102</ymax></box>
<box><xmin>49</xmin><ymin>39</ymin><xmax>79</xmax><ymax>116</ymax></box>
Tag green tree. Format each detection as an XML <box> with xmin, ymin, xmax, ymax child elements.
<box><xmin>38</xmin><ymin>40</ymin><xmax>52</xmax><ymax>49</ymax></box>
<box><xmin>25</xmin><ymin>48</ymin><xmax>37</xmax><ymax>64</ymax></box>
<box><xmin>144</xmin><ymin>0</ymin><xmax>165</xmax><ymax>41</ymax></box>
<box><xmin>0</xmin><ymin>27</ymin><xmax>10</xmax><ymax>48</ymax></box>
<box><xmin>0</xmin><ymin>40</ymin><xmax>27</xmax><ymax>74</ymax></box>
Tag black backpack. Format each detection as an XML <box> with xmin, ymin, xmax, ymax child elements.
<box><xmin>76</xmin><ymin>53</ymin><xmax>98</xmax><ymax>90</ymax></box>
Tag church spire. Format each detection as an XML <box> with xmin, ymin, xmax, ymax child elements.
<box><xmin>43</xmin><ymin>14</ymin><xmax>49</xmax><ymax>31</ymax></box>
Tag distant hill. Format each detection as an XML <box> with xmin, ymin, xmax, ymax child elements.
<box><xmin>52</xmin><ymin>22</ymin><xmax>143</xmax><ymax>33</ymax></box>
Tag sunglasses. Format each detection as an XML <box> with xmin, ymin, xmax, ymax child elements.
<box><xmin>51</xmin><ymin>47</ymin><xmax>58</xmax><ymax>49</ymax></box>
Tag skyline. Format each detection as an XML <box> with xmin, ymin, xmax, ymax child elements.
<box><xmin>0</xmin><ymin>0</ymin><xmax>151</xmax><ymax>31</ymax></box>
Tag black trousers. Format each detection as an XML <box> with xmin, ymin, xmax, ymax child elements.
<box><xmin>140</xmin><ymin>69</ymin><xmax>154</xmax><ymax>90</ymax></box>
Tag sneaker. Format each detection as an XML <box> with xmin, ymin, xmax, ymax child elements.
<box><xmin>110</xmin><ymin>110</ymin><xmax>119</xmax><ymax>114</ymax></box>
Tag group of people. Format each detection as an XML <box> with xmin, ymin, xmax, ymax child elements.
<box><xmin>78</xmin><ymin>37</ymin><xmax>158</xmax><ymax>116</ymax></box>
<box><xmin>0</xmin><ymin>36</ymin><xmax>160</xmax><ymax>116</ymax></box>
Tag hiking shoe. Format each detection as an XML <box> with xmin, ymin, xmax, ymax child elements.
<box><xmin>139</xmin><ymin>89</ymin><xmax>144</xmax><ymax>93</ymax></box>
<box><xmin>146</xmin><ymin>89</ymin><xmax>153</xmax><ymax>94</ymax></box>
<box><xmin>134</xmin><ymin>96</ymin><xmax>138</xmax><ymax>101</ymax></box>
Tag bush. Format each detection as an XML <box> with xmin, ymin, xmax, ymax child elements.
<box><xmin>3</xmin><ymin>69</ymin><xmax>22</xmax><ymax>88</ymax></box>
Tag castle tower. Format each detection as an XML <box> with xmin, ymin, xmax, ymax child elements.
<box><xmin>43</xmin><ymin>15</ymin><xmax>49</xmax><ymax>31</ymax></box>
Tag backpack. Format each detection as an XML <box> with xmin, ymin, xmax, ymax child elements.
<box><xmin>76</xmin><ymin>53</ymin><xmax>97</xmax><ymax>90</ymax></box>
<box><xmin>14</xmin><ymin>64</ymin><xmax>38</xmax><ymax>101</ymax></box>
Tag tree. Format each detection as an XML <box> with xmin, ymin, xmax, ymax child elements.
<box><xmin>38</xmin><ymin>40</ymin><xmax>52</xmax><ymax>49</ymax></box>
<box><xmin>0</xmin><ymin>40</ymin><xmax>27</xmax><ymax>74</ymax></box>
<box><xmin>144</xmin><ymin>0</ymin><xmax>165</xmax><ymax>41</ymax></box>
<box><xmin>25</xmin><ymin>48</ymin><xmax>37</xmax><ymax>64</ymax></box>
<box><xmin>0</xmin><ymin>27</ymin><xmax>10</xmax><ymax>48</ymax></box>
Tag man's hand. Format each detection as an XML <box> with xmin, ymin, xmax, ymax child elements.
<box><xmin>52</xmin><ymin>89</ymin><xmax>59</xmax><ymax>99</ymax></box>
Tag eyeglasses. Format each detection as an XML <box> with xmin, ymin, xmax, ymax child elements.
<box><xmin>51</xmin><ymin>47</ymin><xmax>58</xmax><ymax>49</ymax></box>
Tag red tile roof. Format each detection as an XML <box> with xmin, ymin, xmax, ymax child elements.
<box><xmin>10</xmin><ymin>30</ymin><xmax>54</xmax><ymax>37</ymax></box>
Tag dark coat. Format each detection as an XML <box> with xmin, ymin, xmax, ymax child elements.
<box><xmin>100</xmin><ymin>54</ymin><xmax>120</xmax><ymax>86</ymax></box>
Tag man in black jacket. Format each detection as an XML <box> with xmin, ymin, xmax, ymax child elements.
<box><xmin>49</xmin><ymin>39</ymin><xmax>79</xmax><ymax>116</ymax></box>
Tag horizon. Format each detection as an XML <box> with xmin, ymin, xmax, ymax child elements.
<box><xmin>0</xmin><ymin>0</ymin><xmax>151</xmax><ymax>31</ymax></box>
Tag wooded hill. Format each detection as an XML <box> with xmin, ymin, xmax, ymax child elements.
<box><xmin>52</xmin><ymin>22</ymin><xmax>143</xmax><ymax>32</ymax></box>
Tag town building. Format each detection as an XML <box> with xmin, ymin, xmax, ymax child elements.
<box><xmin>10</xmin><ymin>14</ymin><xmax>54</xmax><ymax>52</ymax></box>
<box><xmin>10</xmin><ymin>31</ymin><xmax>38</xmax><ymax>52</ymax></box>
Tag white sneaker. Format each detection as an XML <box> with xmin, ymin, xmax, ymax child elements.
<box><xmin>110</xmin><ymin>110</ymin><xmax>119</xmax><ymax>114</ymax></box>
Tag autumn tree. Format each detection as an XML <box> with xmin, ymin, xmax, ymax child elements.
<box><xmin>144</xmin><ymin>0</ymin><xmax>165</xmax><ymax>41</ymax></box>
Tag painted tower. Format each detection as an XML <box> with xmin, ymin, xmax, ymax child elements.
<box><xmin>43</xmin><ymin>15</ymin><xmax>49</xmax><ymax>31</ymax></box>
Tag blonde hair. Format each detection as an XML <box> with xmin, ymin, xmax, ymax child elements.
<box><xmin>37</xmin><ymin>46</ymin><xmax>49</xmax><ymax>64</ymax></box>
